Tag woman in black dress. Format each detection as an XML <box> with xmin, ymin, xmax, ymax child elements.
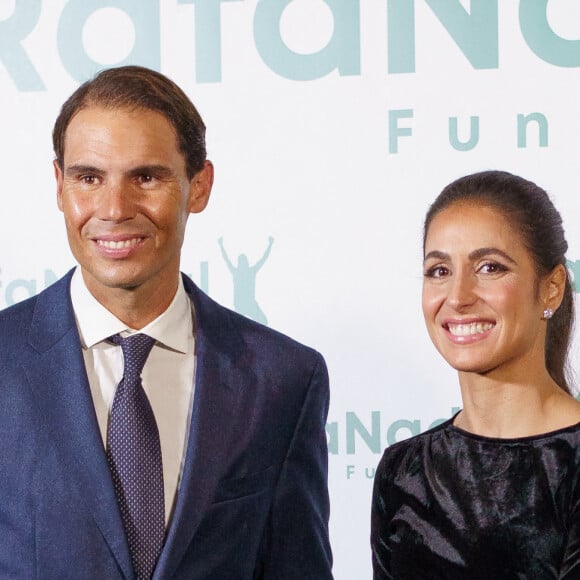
<box><xmin>371</xmin><ymin>171</ymin><xmax>580</xmax><ymax>579</ymax></box>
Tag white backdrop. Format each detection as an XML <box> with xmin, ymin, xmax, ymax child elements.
<box><xmin>1</xmin><ymin>1</ymin><xmax>580</xmax><ymax>578</ymax></box>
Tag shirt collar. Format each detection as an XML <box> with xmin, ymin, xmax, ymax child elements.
<box><xmin>70</xmin><ymin>268</ymin><xmax>192</xmax><ymax>353</ymax></box>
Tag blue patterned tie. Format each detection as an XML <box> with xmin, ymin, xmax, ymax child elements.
<box><xmin>106</xmin><ymin>334</ymin><xmax>165</xmax><ymax>580</ymax></box>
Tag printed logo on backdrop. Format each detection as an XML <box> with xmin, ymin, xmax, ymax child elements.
<box><xmin>389</xmin><ymin>110</ymin><xmax>550</xmax><ymax>154</ymax></box>
<box><xmin>3</xmin><ymin>1</ymin><xmax>580</xmax><ymax>91</ymax></box>
<box><xmin>327</xmin><ymin>407</ymin><xmax>460</xmax><ymax>481</ymax></box>
<box><xmin>218</xmin><ymin>237</ymin><xmax>274</xmax><ymax>326</ymax></box>
<box><xmin>0</xmin><ymin>268</ymin><xmax>58</xmax><ymax>308</ymax></box>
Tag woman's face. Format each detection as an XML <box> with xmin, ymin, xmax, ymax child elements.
<box><xmin>422</xmin><ymin>202</ymin><xmax>550</xmax><ymax>377</ymax></box>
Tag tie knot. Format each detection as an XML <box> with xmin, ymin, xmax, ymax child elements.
<box><xmin>109</xmin><ymin>333</ymin><xmax>155</xmax><ymax>380</ymax></box>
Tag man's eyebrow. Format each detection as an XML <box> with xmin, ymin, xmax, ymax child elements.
<box><xmin>64</xmin><ymin>164</ymin><xmax>103</xmax><ymax>176</ymax></box>
<box><xmin>127</xmin><ymin>165</ymin><xmax>174</xmax><ymax>178</ymax></box>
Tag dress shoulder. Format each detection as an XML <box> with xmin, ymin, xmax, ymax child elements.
<box><xmin>375</xmin><ymin>417</ymin><xmax>454</xmax><ymax>483</ymax></box>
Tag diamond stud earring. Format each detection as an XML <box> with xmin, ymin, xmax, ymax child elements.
<box><xmin>542</xmin><ymin>308</ymin><xmax>554</xmax><ymax>320</ymax></box>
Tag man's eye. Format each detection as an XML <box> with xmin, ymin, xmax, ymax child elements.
<box><xmin>138</xmin><ymin>175</ymin><xmax>154</xmax><ymax>184</ymax></box>
<box><xmin>81</xmin><ymin>175</ymin><xmax>97</xmax><ymax>185</ymax></box>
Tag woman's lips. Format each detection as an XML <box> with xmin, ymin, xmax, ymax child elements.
<box><xmin>442</xmin><ymin>319</ymin><xmax>496</xmax><ymax>344</ymax></box>
<box><xmin>446</xmin><ymin>321</ymin><xmax>495</xmax><ymax>336</ymax></box>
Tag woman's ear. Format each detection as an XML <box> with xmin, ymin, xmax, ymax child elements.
<box><xmin>541</xmin><ymin>263</ymin><xmax>567</xmax><ymax>314</ymax></box>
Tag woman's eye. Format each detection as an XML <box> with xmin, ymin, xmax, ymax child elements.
<box><xmin>479</xmin><ymin>262</ymin><xmax>507</xmax><ymax>274</ymax></box>
<box><xmin>424</xmin><ymin>265</ymin><xmax>449</xmax><ymax>278</ymax></box>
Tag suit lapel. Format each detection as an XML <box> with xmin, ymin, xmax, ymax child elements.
<box><xmin>154</xmin><ymin>277</ymin><xmax>252</xmax><ymax>579</ymax></box>
<box><xmin>25</xmin><ymin>271</ymin><xmax>134</xmax><ymax>579</ymax></box>
<box><xmin>27</xmin><ymin>273</ymin><xmax>251</xmax><ymax>578</ymax></box>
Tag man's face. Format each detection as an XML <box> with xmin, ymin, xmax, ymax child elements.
<box><xmin>55</xmin><ymin>106</ymin><xmax>212</xmax><ymax>304</ymax></box>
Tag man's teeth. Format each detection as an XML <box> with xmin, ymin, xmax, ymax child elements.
<box><xmin>97</xmin><ymin>238</ymin><xmax>141</xmax><ymax>249</ymax></box>
<box><xmin>448</xmin><ymin>322</ymin><xmax>494</xmax><ymax>336</ymax></box>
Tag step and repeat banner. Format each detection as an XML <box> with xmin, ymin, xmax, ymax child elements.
<box><xmin>1</xmin><ymin>1</ymin><xmax>580</xmax><ymax>577</ymax></box>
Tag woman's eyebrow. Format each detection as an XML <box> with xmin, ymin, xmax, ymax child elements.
<box><xmin>468</xmin><ymin>247</ymin><xmax>517</xmax><ymax>264</ymax></box>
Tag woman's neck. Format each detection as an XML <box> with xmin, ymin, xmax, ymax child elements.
<box><xmin>454</xmin><ymin>369</ymin><xmax>580</xmax><ymax>438</ymax></box>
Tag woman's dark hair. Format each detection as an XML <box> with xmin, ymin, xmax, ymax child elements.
<box><xmin>53</xmin><ymin>65</ymin><xmax>206</xmax><ymax>180</ymax></box>
<box><xmin>424</xmin><ymin>170</ymin><xmax>575</xmax><ymax>394</ymax></box>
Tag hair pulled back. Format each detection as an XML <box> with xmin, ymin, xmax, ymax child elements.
<box><xmin>424</xmin><ymin>170</ymin><xmax>575</xmax><ymax>394</ymax></box>
<box><xmin>53</xmin><ymin>65</ymin><xmax>206</xmax><ymax>180</ymax></box>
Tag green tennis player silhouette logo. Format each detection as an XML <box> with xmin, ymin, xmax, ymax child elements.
<box><xmin>218</xmin><ymin>237</ymin><xmax>274</xmax><ymax>325</ymax></box>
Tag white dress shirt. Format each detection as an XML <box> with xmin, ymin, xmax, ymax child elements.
<box><xmin>70</xmin><ymin>268</ymin><xmax>196</xmax><ymax>525</ymax></box>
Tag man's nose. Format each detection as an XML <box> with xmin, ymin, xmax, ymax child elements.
<box><xmin>97</xmin><ymin>180</ymin><xmax>136</xmax><ymax>221</ymax></box>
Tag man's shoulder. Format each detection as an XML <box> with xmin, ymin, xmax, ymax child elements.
<box><xmin>0</xmin><ymin>296</ymin><xmax>39</xmax><ymax>359</ymax></box>
<box><xmin>0</xmin><ymin>290</ymin><xmax>39</xmax><ymax>330</ymax></box>
<box><xmin>186</xmin><ymin>278</ymin><xmax>316</xmax><ymax>353</ymax></box>
<box><xmin>183</xmin><ymin>274</ymin><xmax>323</xmax><ymax>365</ymax></box>
<box><xmin>0</xmin><ymin>271</ymin><xmax>71</xmax><ymax>344</ymax></box>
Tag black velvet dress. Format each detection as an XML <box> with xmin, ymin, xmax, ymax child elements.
<box><xmin>371</xmin><ymin>417</ymin><xmax>580</xmax><ymax>579</ymax></box>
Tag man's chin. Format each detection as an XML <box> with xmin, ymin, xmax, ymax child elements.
<box><xmin>80</xmin><ymin>267</ymin><xmax>147</xmax><ymax>293</ymax></box>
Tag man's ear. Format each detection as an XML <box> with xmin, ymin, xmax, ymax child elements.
<box><xmin>188</xmin><ymin>160</ymin><xmax>214</xmax><ymax>214</ymax></box>
<box><xmin>54</xmin><ymin>159</ymin><xmax>64</xmax><ymax>211</ymax></box>
<box><xmin>541</xmin><ymin>263</ymin><xmax>567</xmax><ymax>314</ymax></box>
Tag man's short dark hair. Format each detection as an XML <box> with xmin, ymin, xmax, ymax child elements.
<box><xmin>53</xmin><ymin>65</ymin><xmax>206</xmax><ymax>180</ymax></box>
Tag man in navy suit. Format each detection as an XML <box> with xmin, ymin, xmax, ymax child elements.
<box><xmin>0</xmin><ymin>66</ymin><xmax>332</xmax><ymax>579</ymax></box>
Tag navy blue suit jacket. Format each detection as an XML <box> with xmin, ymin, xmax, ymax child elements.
<box><xmin>0</xmin><ymin>270</ymin><xmax>332</xmax><ymax>579</ymax></box>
